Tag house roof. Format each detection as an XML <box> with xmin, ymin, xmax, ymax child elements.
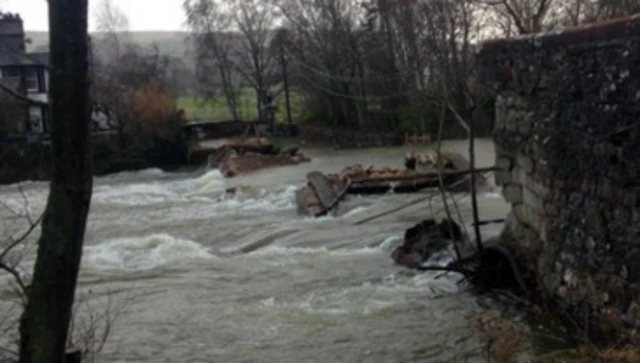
<box><xmin>29</xmin><ymin>52</ymin><xmax>49</xmax><ymax>66</ymax></box>
<box><xmin>0</xmin><ymin>45</ymin><xmax>47</xmax><ymax>67</ymax></box>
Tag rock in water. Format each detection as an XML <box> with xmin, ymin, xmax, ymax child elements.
<box><xmin>281</xmin><ymin>145</ymin><xmax>300</xmax><ymax>156</ymax></box>
<box><xmin>392</xmin><ymin>218</ymin><xmax>464</xmax><ymax>268</ymax></box>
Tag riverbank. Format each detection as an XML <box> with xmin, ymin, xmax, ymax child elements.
<box><xmin>1</xmin><ymin>122</ymin><xmax>470</xmax><ymax>185</ymax></box>
<box><xmin>0</xmin><ymin>135</ymin><xmax>188</xmax><ymax>185</ymax></box>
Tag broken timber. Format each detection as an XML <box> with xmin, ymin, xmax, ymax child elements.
<box><xmin>296</xmin><ymin>152</ymin><xmax>500</xmax><ymax>217</ymax></box>
<box><xmin>308</xmin><ymin>171</ymin><xmax>336</xmax><ymax>207</ymax></box>
<box><xmin>348</xmin><ymin>166</ymin><xmax>497</xmax><ymax>184</ymax></box>
<box><xmin>297</xmin><ymin>172</ymin><xmax>350</xmax><ymax>217</ymax></box>
<box><xmin>348</xmin><ymin>166</ymin><xmax>497</xmax><ymax>194</ymax></box>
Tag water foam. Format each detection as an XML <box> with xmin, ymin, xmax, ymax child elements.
<box><xmin>294</xmin><ymin>205</ymin><xmax>370</xmax><ymax>225</ymax></box>
<box><xmin>258</xmin><ymin>276</ymin><xmax>459</xmax><ymax>316</ymax></box>
<box><xmin>92</xmin><ymin>170</ymin><xmax>299</xmax><ymax>218</ymax></box>
<box><xmin>482</xmin><ymin>190</ymin><xmax>503</xmax><ymax>199</ymax></box>
<box><xmin>98</xmin><ymin>167</ymin><xmax>168</xmax><ymax>182</ymax></box>
<box><xmin>177</xmin><ymin>169</ymin><xmax>227</xmax><ymax>195</ymax></box>
<box><xmin>341</xmin><ymin>206</ymin><xmax>368</xmax><ymax>217</ymax></box>
<box><xmin>234</xmin><ymin>185</ymin><xmax>297</xmax><ymax>212</ymax></box>
<box><xmin>84</xmin><ymin>233</ymin><xmax>214</xmax><ymax>271</ymax></box>
<box><xmin>378</xmin><ymin>236</ymin><xmax>402</xmax><ymax>252</ymax></box>
<box><xmin>250</xmin><ymin>245</ymin><xmax>380</xmax><ymax>257</ymax></box>
<box><xmin>92</xmin><ymin>183</ymin><xmax>179</xmax><ymax>206</ymax></box>
<box><xmin>92</xmin><ymin>170</ymin><xmax>227</xmax><ymax>207</ymax></box>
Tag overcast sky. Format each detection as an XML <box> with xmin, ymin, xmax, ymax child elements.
<box><xmin>2</xmin><ymin>0</ymin><xmax>187</xmax><ymax>31</ymax></box>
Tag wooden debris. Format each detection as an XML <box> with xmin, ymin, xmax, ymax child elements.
<box><xmin>308</xmin><ymin>171</ymin><xmax>337</xmax><ymax>208</ymax></box>
<box><xmin>207</xmin><ymin>140</ymin><xmax>311</xmax><ymax>177</ymax></box>
<box><xmin>221</xmin><ymin>152</ymin><xmax>310</xmax><ymax>177</ymax></box>
<box><xmin>297</xmin><ymin>173</ymin><xmax>350</xmax><ymax>217</ymax></box>
<box><xmin>296</xmin><ymin>151</ymin><xmax>499</xmax><ymax>217</ymax></box>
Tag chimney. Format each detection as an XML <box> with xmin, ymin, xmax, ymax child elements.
<box><xmin>0</xmin><ymin>12</ymin><xmax>26</xmax><ymax>52</ymax></box>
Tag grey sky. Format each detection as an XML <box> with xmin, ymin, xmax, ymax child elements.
<box><xmin>2</xmin><ymin>0</ymin><xmax>187</xmax><ymax>31</ymax></box>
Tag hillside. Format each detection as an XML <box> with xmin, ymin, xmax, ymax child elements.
<box><xmin>26</xmin><ymin>31</ymin><xmax>193</xmax><ymax>58</ymax></box>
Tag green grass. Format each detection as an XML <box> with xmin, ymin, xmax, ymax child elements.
<box><xmin>178</xmin><ymin>88</ymin><xmax>306</xmax><ymax>123</ymax></box>
<box><xmin>178</xmin><ymin>89</ymin><xmax>258</xmax><ymax>121</ymax></box>
<box><xmin>274</xmin><ymin>91</ymin><xmax>308</xmax><ymax>124</ymax></box>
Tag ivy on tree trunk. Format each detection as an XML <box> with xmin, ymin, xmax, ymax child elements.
<box><xmin>19</xmin><ymin>0</ymin><xmax>93</xmax><ymax>362</ymax></box>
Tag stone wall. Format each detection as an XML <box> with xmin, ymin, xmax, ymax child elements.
<box><xmin>479</xmin><ymin>16</ymin><xmax>640</xmax><ymax>337</ymax></box>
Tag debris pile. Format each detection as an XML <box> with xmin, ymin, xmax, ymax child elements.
<box><xmin>206</xmin><ymin>131</ymin><xmax>311</xmax><ymax>177</ymax></box>
<box><xmin>296</xmin><ymin>151</ymin><xmax>495</xmax><ymax>216</ymax></box>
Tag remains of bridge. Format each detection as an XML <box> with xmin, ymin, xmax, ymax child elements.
<box><xmin>479</xmin><ymin>15</ymin><xmax>640</xmax><ymax>339</ymax></box>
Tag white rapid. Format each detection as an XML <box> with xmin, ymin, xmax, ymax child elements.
<box><xmin>0</xmin><ymin>140</ymin><xmax>513</xmax><ymax>362</ymax></box>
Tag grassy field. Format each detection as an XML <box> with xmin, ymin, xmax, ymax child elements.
<box><xmin>178</xmin><ymin>88</ymin><xmax>307</xmax><ymax>123</ymax></box>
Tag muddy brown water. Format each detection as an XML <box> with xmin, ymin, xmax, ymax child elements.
<box><xmin>1</xmin><ymin>139</ymin><xmax>524</xmax><ymax>362</ymax></box>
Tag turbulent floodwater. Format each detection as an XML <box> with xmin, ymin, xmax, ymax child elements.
<box><xmin>0</xmin><ymin>139</ymin><xmax>513</xmax><ymax>362</ymax></box>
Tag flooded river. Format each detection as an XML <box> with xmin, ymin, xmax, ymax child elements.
<box><xmin>1</xmin><ymin>139</ymin><xmax>514</xmax><ymax>362</ymax></box>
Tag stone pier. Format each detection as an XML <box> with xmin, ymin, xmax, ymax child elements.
<box><xmin>478</xmin><ymin>16</ymin><xmax>640</xmax><ymax>337</ymax></box>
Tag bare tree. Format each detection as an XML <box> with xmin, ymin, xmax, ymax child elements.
<box><xmin>228</xmin><ymin>0</ymin><xmax>280</xmax><ymax>122</ymax></box>
<box><xmin>0</xmin><ymin>186</ymin><xmax>43</xmax><ymax>361</ymax></box>
<box><xmin>0</xmin><ymin>187</ymin><xmax>42</xmax><ymax>302</ymax></box>
<box><xmin>562</xmin><ymin>0</ymin><xmax>640</xmax><ymax>26</ymax></box>
<box><xmin>18</xmin><ymin>0</ymin><xmax>93</xmax><ymax>361</ymax></box>
<box><xmin>418</xmin><ymin>0</ymin><xmax>488</xmax><ymax>248</ymax></box>
<box><xmin>94</xmin><ymin>0</ymin><xmax>131</xmax><ymax>62</ymax></box>
<box><xmin>93</xmin><ymin>0</ymin><xmax>180</xmax><ymax>153</ymax></box>
<box><xmin>185</xmin><ymin>0</ymin><xmax>283</xmax><ymax>123</ymax></box>
<box><xmin>1</xmin><ymin>189</ymin><xmax>125</xmax><ymax>362</ymax></box>
<box><xmin>184</xmin><ymin>0</ymin><xmax>241</xmax><ymax>120</ymax></box>
<box><xmin>481</xmin><ymin>0</ymin><xmax>556</xmax><ymax>35</ymax></box>
<box><xmin>92</xmin><ymin>0</ymin><xmax>133</xmax><ymax>147</ymax></box>
<box><xmin>277</xmin><ymin>0</ymin><xmax>372</xmax><ymax>127</ymax></box>
<box><xmin>483</xmin><ymin>0</ymin><xmax>640</xmax><ymax>36</ymax></box>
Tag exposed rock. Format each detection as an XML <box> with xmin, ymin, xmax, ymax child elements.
<box><xmin>281</xmin><ymin>145</ymin><xmax>300</xmax><ymax>156</ymax></box>
<box><xmin>391</xmin><ymin>219</ymin><xmax>464</xmax><ymax>268</ymax></box>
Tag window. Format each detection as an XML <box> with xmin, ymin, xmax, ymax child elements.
<box><xmin>25</xmin><ymin>68</ymin><xmax>38</xmax><ymax>92</ymax></box>
<box><xmin>2</xmin><ymin>68</ymin><xmax>19</xmax><ymax>80</ymax></box>
<box><xmin>29</xmin><ymin>107</ymin><xmax>43</xmax><ymax>133</ymax></box>
<box><xmin>1</xmin><ymin>68</ymin><xmax>20</xmax><ymax>87</ymax></box>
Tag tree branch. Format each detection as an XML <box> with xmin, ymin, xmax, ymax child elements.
<box><xmin>0</xmin><ymin>259</ymin><xmax>28</xmax><ymax>297</ymax></box>
<box><xmin>0</xmin><ymin>213</ymin><xmax>43</xmax><ymax>262</ymax></box>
